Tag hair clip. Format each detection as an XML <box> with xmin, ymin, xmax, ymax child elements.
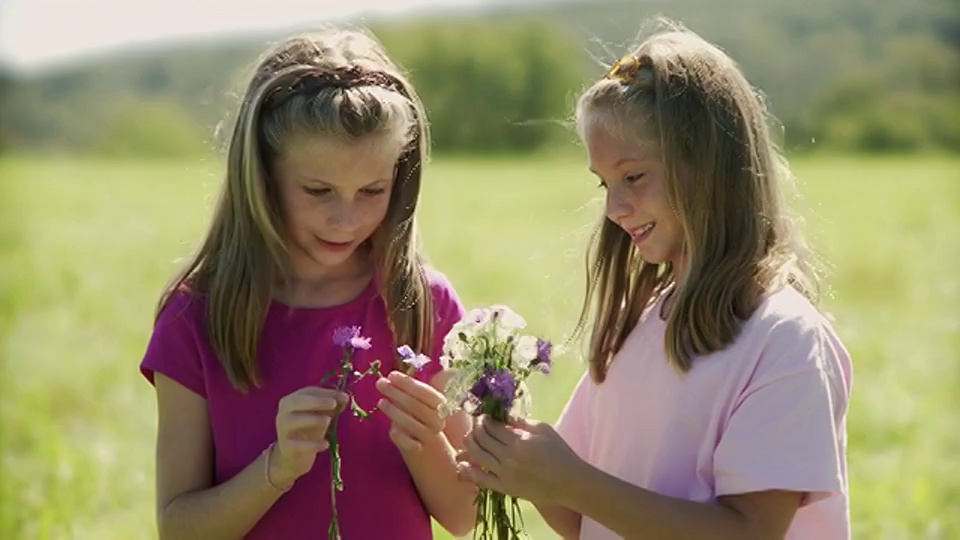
<box><xmin>605</xmin><ymin>54</ymin><xmax>647</xmax><ymax>86</ymax></box>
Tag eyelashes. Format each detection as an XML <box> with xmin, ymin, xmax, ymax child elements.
<box><xmin>595</xmin><ymin>173</ymin><xmax>646</xmax><ymax>190</ymax></box>
<box><xmin>303</xmin><ymin>187</ymin><xmax>386</xmax><ymax>197</ymax></box>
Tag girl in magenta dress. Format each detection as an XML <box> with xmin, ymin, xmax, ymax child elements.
<box><xmin>140</xmin><ymin>28</ymin><xmax>476</xmax><ymax>539</ymax></box>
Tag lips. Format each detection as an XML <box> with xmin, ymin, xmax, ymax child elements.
<box><xmin>627</xmin><ymin>222</ymin><xmax>655</xmax><ymax>244</ymax></box>
<box><xmin>317</xmin><ymin>237</ymin><xmax>354</xmax><ymax>251</ymax></box>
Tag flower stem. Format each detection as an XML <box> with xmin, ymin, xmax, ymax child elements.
<box><xmin>327</xmin><ymin>352</ymin><xmax>352</xmax><ymax>540</ymax></box>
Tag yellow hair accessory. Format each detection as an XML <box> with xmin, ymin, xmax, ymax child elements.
<box><xmin>605</xmin><ymin>54</ymin><xmax>647</xmax><ymax>86</ymax></box>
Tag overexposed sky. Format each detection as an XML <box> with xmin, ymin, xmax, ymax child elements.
<box><xmin>0</xmin><ymin>0</ymin><xmax>510</xmax><ymax>70</ymax></box>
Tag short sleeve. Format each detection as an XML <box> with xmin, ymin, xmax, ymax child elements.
<box><xmin>420</xmin><ymin>267</ymin><xmax>465</xmax><ymax>380</ymax></box>
<box><xmin>139</xmin><ymin>291</ymin><xmax>207</xmax><ymax>398</ymax></box>
<box><xmin>555</xmin><ymin>371</ymin><xmax>594</xmax><ymax>460</ymax></box>
<box><xmin>714</xmin><ymin>322</ymin><xmax>850</xmax><ymax>505</ymax></box>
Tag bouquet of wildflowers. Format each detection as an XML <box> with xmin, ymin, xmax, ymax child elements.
<box><xmin>439</xmin><ymin>306</ymin><xmax>552</xmax><ymax>540</ymax></box>
<box><xmin>324</xmin><ymin>326</ymin><xmax>431</xmax><ymax>539</ymax></box>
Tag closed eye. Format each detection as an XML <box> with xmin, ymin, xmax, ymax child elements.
<box><xmin>361</xmin><ymin>187</ymin><xmax>386</xmax><ymax>196</ymax></box>
<box><xmin>625</xmin><ymin>173</ymin><xmax>646</xmax><ymax>183</ymax></box>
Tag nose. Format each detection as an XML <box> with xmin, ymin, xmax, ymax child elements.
<box><xmin>605</xmin><ymin>185</ymin><xmax>634</xmax><ymax>224</ymax></box>
<box><xmin>329</xmin><ymin>197</ymin><xmax>361</xmax><ymax>231</ymax></box>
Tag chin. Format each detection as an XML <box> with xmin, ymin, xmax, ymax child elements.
<box><xmin>312</xmin><ymin>250</ymin><xmax>357</xmax><ymax>267</ymax></box>
<box><xmin>636</xmin><ymin>248</ymin><xmax>668</xmax><ymax>266</ymax></box>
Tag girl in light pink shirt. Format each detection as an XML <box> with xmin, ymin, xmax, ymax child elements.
<box><xmin>459</xmin><ymin>21</ymin><xmax>853</xmax><ymax>540</ymax></box>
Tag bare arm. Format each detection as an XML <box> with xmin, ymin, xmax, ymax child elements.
<box><xmin>154</xmin><ymin>375</ymin><xmax>340</xmax><ymax>539</ymax></box>
<box><xmin>400</xmin><ymin>417</ymin><xmax>476</xmax><ymax>537</ymax></box>
<box><xmin>561</xmin><ymin>460</ymin><xmax>802</xmax><ymax>540</ymax></box>
<box><xmin>154</xmin><ymin>374</ymin><xmax>282</xmax><ymax>539</ymax></box>
<box><xmin>463</xmin><ymin>417</ymin><xmax>801</xmax><ymax>540</ymax></box>
<box><xmin>377</xmin><ymin>370</ymin><xmax>477</xmax><ymax>537</ymax></box>
<box><xmin>533</xmin><ymin>502</ymin><xmax>581</xmax><ymax>540</ymax></box>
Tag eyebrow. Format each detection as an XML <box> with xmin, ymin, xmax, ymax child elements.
<box><xmin>300</xmin><ymin>176</ymin><xmax>391</xmax><ymax>187</ymax></box>
<box><xmin>589</xmin><ymin>158</ymin><xmax>650</xmax><ymax>174</ymax></box>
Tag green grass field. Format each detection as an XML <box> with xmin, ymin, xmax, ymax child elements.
<box><xmin>1</xmin><ymin>154</ymin><xmax>958</xmax><ymax>539</ymax></box>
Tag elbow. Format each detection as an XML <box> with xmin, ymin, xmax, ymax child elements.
<box><xmin>441</xmin><ymin>521</ymin><xmax>475</xmax><ymax>539</ymax></box>
<box><xmin>156</xmin><ymin>501</ymin><xmax>188</xmax><ymax>540</ymax></box>
<box><xmin>435</xmin><ymin>500</ymin><xmax>479</xmax><ymax>539</ymax></box>
<box><xmin>156</xmin><ymin>512</ymin><xmax>173</xmax><ymax>540</ymax></box>
<box><xmin>437</xmin><ymin>510</ymin><xmax>477</xmax><ymax>539</ymax></box>
<box><xmin>157</xmin><ymin>503</ymin><xmax>179</xmax><ymax>540</ymax></box>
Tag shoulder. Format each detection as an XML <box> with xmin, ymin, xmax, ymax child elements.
<box><xmin>141</xmin><ymin>285</ymin><xmax>211</xmax><ymax>396</ymax></box>
<box><xmin>155</xmin><ymin>285</ymin><xmax>206</xmax><ymax>331</ymax></box>
<box><xmin>422</xmin><ymin>265</ymin><xmax>464</xmax><ymax>314</ymax></box>
<box><xmin>423</xmin><ymin>265</ymin><xmax>459</xmax><ymax>300</ymax></box>
<box><xmin>746</xmin><ymin>286</ymin><xmax>839</xmax><ymax>352</ymax></box>
<box><xmin>739</xmin><ymin>285</ymin><xmax>852</xmax><ymax>389</ymax></box>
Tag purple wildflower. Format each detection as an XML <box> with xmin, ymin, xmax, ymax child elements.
<box><xmin>470</xmin><ymin>368</ymin><xmax>518</xmax><ymax>411</ymax></box>
<box><xmin>333</xmin><ymin>326</ymin><xmax>371</xmax><ymax>351</ymax></box>
<box><xmin>531</xmin><ymin>338</ymin><xmax>553</xmax><ymax>373</ymax></box>
<box><xmin>397</xmin><ymin>345</ymin><xmax>431</xmax><ymax>371</ymax></box>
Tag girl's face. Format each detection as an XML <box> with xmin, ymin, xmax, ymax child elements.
<box><xmin>273</xmin><ymin>132</ymin><xmax>402</xmax><ymax>280</ymax></box>
<box><xmin>585</xmin><ymin>124</ymin><xmax>685</xmax><ymax>273</ymax></box>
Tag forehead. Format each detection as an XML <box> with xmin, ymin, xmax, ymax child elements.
<box><xmin>277</xmin><ymin>131</ymin><xmax>404</xmax><ymax>183</ymax></box>
<box><xmin>584</xmin><ymin>123</ymin><xmax>660</xmax><ymax>171</ymax></box>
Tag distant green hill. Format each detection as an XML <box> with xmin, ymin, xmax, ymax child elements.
<box><xmin>1</xmin><ymin>0</ymin><xmax>957</xmax><ymax>155</ymax></box>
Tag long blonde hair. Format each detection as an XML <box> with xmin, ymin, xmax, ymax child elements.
<box><xmin>573</xmin><ymin>21</ymin><xmax>822</xmax><ymax>383</ymax></box>
<box><xmin>157</xmin><ymin>28</ymin><xmax>434</xmax><ymax>391</ymax></box>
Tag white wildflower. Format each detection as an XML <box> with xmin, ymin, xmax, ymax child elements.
<box><xmin>490</xmin><ymin>305</ymin><xmax>526</xmax><ymax>330</ymax></box>
<box><xmin>511</xmin><ymin>335</ymin><xmax>539</xmax><ymax>369</ymax></box>
<box><xmin>514</xmin><ymin>381</ymin><xmax>533</xmax><ymax>417</ymax></box>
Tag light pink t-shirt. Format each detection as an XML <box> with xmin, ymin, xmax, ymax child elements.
<box><xmin>556</xmin><ymin>285</ymin><xmax>853</xmax><ymax>539</ymax></box>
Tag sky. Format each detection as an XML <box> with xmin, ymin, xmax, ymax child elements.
<box><xmin>0</xmin><ymin>0</ymin><xmax>512</xmax><ymax>71</ymax></box>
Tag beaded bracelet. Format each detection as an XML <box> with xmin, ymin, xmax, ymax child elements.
<box><xmin>264</xmin><ymin>442</ymin><xmax>292</xmax><ymax>493</ymax></box>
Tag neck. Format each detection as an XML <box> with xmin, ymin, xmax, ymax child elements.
<box><xmin>276</xmin><ymin>250</ymin><xmax>374</xmax><ymax>307</ymax></box>
<box><xmin>670</xmin><ymin>253</ymin><xmax>688</xmax><ymax>288</ymax></box>
<box><xmin>292</xmin><ymin>244</ymin><xmax>372</xmax><ymax>282</ymax></box>
<box><xmin>659</xmin><ymin>255</ymin><xmax>686</xmax><ymax>319</ymax></box>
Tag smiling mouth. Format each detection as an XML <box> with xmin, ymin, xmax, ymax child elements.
<box><xmin>628</xmin><ymin>222</ymin><xmax>655</xmax><ymax>243</ymax></box>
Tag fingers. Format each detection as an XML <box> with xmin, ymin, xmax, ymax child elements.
<box><xmin>457</xmin><ymin>461</ymin><xmax>502</xmax><ymax>492</ymax></box>
<box><xmin>281</xmin><ymin>412</ymin><xmax>333</xmax><ymax>439</ymax></box>
<box><xmin>507</xmin><ymin>415</ymin><xmax>537</xmax><ymax>431</ymax></box>
<box><xmin>280</xmin><ymin>387</ymin><xmax>348</xmax><ymax>414</ymax></box>
<box><xmin>464</xmin><ymin>423</ymin><xmax>503</xmax><ymax>472</ymax></box>
<box><xmin>376</xmin><ymin>377</ymin><xmax>445</xmax><ymax>433</ymax></box>
<box><xmin>383</xmin><ymin>371</ymin><xmax>445</xmax><ymax>410</ymax></box>
<box><xmin>479</xmin><ymin>415</ymin><xmax>520</xmax><ymax>446</ymax></box>
<box><xmin>283</xmin><ymin>437</ymin><xmax>330</xmax><ymax>454</ymax></box>
<box><xmin>378</xmin><ymin>397</ymin><xmax>444</xmax><ymax>444</ymax></box>
<box><xmin>388</xmin><ymin>425</ymin><xmax>423</xmax><ymax>453</ymax></box>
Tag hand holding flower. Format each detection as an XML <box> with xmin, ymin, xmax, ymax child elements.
<box><xmin>376</xmin><ymin>370</ymin><xmax>447</xmax><ymax>454</ymax></box>
<box><xmin>458</xmin><ymin>415</ymin><xmax>582</xmax><ymax>506</ymax></box>
<box><xmin>271</xmin><ymin>387</ymin><xmax>349</xmax><ymax>488</ymax></box>
<box><xmin>438</xmin><ymin>304</ymin><xmax>554</xmax><ymax>539</ymax></box>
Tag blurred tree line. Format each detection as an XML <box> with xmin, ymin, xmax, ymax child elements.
<box><xmin>0</xmin><ymin>0</ymin><xmax>956</xmax><ymax>157</ymax></box>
